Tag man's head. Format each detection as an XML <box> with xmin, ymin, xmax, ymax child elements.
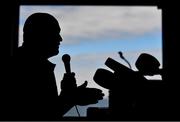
<box><xmin>23</xmin><ymin>13</ymin><xmax>62</xmax><ymax>58</ymax></box>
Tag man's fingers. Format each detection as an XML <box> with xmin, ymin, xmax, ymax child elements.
<box><xmin>75</xmin><ymin>88</ymin><xmax>104</xmax><ymax>103</ymax></box>
<box><xmin>78</xmin><ymin>81</ymin><xmax>88</xmax><ymax>88</ymax></box>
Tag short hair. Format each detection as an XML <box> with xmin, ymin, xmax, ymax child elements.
<box><xmin>23</xmin><ymin>13</ymin><xmax>60</xmax><ymax>45</ymax></box>
<box><xmin>23</xmin><ymin>12</ymin><xmax>60</xmax><ymax>34</ymax></box>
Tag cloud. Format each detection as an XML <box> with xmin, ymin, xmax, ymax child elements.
<box><xmin>19</xmin><ymin>6</ymin><xmax>161</xmax><ymax>45</ymax></box>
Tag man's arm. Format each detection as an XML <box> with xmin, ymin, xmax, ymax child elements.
<box><xmin>58</xmin><ymin>72</ymin><xmax>104</xmax><ymax>116</ymax></box>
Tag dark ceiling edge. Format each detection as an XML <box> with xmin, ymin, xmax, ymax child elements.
<box><xmin>19</xmin><ymin>0</ymin><xmax>160</xmax><ymax>6</ymax></box>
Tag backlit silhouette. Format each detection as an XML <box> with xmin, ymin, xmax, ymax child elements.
<box><xmin>8</xmin><ymin>13</ymin><xmax>104</xmax><ymax>120</ymax></box>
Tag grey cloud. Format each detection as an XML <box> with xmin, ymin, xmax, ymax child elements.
<box><xmin>19</xmin><ymin>6</ymin><xmax>161</xmax><ymax>45</ymax></box>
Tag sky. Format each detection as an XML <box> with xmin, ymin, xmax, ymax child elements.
<box><xmin>19</xmin><ymin>5</ymin><xmax>162</xmax><ymax>117</ymax></box>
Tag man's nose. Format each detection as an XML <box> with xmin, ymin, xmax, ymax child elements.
<box><xmin>59</xmin><ymin>35</ymin><xmax>63</xmax><ymax>42</ymax></box>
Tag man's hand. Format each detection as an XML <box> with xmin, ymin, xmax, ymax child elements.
<box><xmin>61</xmin><ymin>72</ymin><xmax>77</xmax><ymax>90</ymax></box>
<box><xmin>60</xmin><ymin>73</ymin><xmax>104</xmax><ymax>106</ymax></box>
<box><xmin>74</xmin><ymin>86</ymin><xmax>104</xmax><ymax>106</ymax></box>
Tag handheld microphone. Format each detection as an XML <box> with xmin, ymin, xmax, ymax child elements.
<box><xmin>62</xmin><ymin>54</ymin><xmax>80</xmax><ymax>117</ymax></box>
<box><xmin>62</xmin><ymin>54</ymin><xmax>71</xmax><ymax>73</ymax></box>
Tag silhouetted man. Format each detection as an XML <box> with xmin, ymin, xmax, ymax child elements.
<box><xmin>8</xmin><ymin>13</ymin><xmax>103</xmax><ymax>120</ymax></box>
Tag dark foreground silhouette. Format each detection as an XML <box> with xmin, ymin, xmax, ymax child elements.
<box><xmin>1</xmin><ymin>13</ymin><xmax>104</xmax><ymax>120</ymax></box>
<box><xmin>88</xmin><ymin>53</ymin><xmax>166</xmax><ymax>120</ymax></box>
<box><xmin>0</xmin><ymin>12</ymin><xmax>170</xmax><ymax>121</ymax></box>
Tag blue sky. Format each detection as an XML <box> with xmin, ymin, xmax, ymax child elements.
<box><xmin>60</xmin><ymin>31</ymin><xmax>161</xmax><ymax>56</ymax></box>
<box><xmin>19</xmin><ymin>6</ymin><xmax>162</xmax><ymax>117</ymax></box>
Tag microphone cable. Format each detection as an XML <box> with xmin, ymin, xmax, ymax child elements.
<box><xmin>75</xmin><ymin>105</ymin><xmax>81</xmax><ymax>117</ymax></box>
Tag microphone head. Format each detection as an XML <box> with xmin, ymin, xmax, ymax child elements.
<box><xmin>93</xmin><ymin>68</ymin><xmax>115</xmax><ymax>89</ymax></box>
<box><xmin>118</xmin><ymin>51</ymin><xmax>124</xmax><ymax>59</ymax></box>
<box><xmin>135</xmin><ymin>53</ymin><xmax>160</xmax><ymax>75</ymax></box>
<box><xmin>62</xmin><ymin>54</ymin><xmax>71</xmax><ymax>63</ymax></box>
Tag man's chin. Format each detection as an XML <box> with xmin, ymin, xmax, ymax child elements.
<box><xmin>48</xmin><ymin>50</ymin><xmax>59</xmax><ymax>57</ymax></box>
<box><xmin>53</xmin><ymin>50</ymin><xmax>59</xmax><ymax>56</ymax></box>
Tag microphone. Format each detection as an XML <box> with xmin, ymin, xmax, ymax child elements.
<box><xmin>93</xmin><ymin>68</ymin><xmax>115</xmax><ymax>89</ymax></box>
<box><xmin>62</xmin><ymin>54</ymin><xmax>80</xmax><ymax>117</ymax></box>
<box><xmin>118</xmin><ymin>51</ymin><xmax>124</xmax><ymax>59</ymax></box>
<box><xmin>118</xmin><ymin>51</ymin><xmax>132</xmax><ymax>69</ymax></box>
<box><xmin>62</xmin><ymin>54</ymin><xmax>71</xmax><ymax>73</ymax></box>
